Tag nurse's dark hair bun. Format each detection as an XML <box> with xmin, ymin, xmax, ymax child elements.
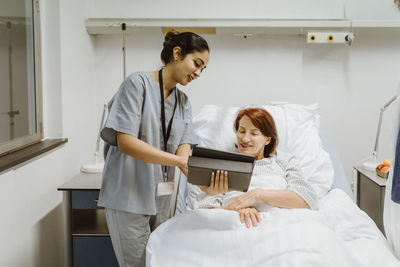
<box><xmin>163</xmin><ymin>30</ymin><xmax>180</xmax><ymax>48</ymax></box>
<box><xmin>160</xmin><ymin>30</ymin><xmax>209</xmax><ymax>65</ymax></box>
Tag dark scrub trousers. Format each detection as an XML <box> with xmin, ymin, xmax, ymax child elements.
<box><xmin>98</xmin><ymin>71</ymin><xmax>196</xmax><ymax>266</ymax></box>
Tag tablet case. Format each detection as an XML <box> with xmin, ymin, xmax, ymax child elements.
<box><xmin>187</xmin><ymin>146</ymin><xmax>256</xmax><ymax>192</ymax></box>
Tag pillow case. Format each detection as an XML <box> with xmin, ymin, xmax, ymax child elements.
<box><xmin>191</xmin><ymin>103</ymin><xmax>334</xmax><ymax>200</ymax></box>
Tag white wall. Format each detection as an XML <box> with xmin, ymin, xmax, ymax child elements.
<box><xmin>345</xmin><ymin>0</ymin><xmax>400</xmax><ymax>19</ymax></box>
<box><xmin>0</xmin><ymin>0</ymin><xmax>97</xmax><ymax>266</ymax></box>
<box><xmin>94</xmin><ymin>30</ymin><xmax>400</xmax><ymax>187</ymax></box>
<box><xmin>89</xmin><ymin>0</ymin><xmax>400</xmax><ymax>20</ymax></box>
<box><xmin>89</xmin><ymin>0</ymin><xmax>345</xmax><ymax>19</ymax></box>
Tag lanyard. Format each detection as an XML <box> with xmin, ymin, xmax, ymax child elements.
<box><xmin>159</xmin><ymin>69</ymin><xmax>178</xmax><ymax>182</ymax></box>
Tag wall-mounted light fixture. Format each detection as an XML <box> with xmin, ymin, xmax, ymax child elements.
<box><xmin>362</xmin><ymin>95</ymin><xmax>398</xmax><ymax>171</ymax></box>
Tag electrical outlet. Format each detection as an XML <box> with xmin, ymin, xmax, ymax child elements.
<box><xmin>307</xmin><ymin>32</ymin><xmax>354</xmax><ymax>45</ymax></box>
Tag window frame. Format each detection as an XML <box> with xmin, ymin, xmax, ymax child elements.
<box><xmin>0</xmin><ymin>0</ymin><xmax>43</xmax><ymax>156</ymax></box>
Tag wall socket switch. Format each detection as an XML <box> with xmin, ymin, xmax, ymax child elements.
<box><xmin>307</xmin><ymin>32</ymin><xmax>354</xmax><ymax>45</ymax></box>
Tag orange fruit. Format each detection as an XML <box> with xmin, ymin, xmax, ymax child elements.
<box><xmin>381</xmin><ymin>166</ymin><xmax>390</xmax><ymax>173</ymax></box>
<box><xmin>376</xmin><ymin>164</ymin><xmax>384</xmax><ymax>171</ymax></box>
<box><xmin>383</xmin><ymin>159</ymin><xmax>391</xmax><ymax>167</ymax></box>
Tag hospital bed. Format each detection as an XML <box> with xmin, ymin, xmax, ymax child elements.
<box><xmin>147</xmin><ymin>103</ymin><xmax>400</xmax><ymax>267</ymax></box>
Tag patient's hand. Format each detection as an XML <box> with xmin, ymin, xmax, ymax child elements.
<box><xmin>199</xmin><ymin>170</ymin><xmax>230</xmax><ymax>196</ymax></box>
<box><xmin>238</xmin><ymin>207</ymin><xmax>262</xmax><ymax>228</ymax></box>
<box><xmin>223</xmin><ymin>188</ymin><xmax>263</xmax><ymax>211</ymax></box>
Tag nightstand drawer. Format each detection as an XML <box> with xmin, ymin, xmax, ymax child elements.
<box><xmin>71</xmin><ymin>191</ymin><xmax>101</xmax><ymax>209</ymax></box>
<box><xmin>73</xmin><ymin>236</ymin><xmax>118</xmax><ymax>267</ymax></box>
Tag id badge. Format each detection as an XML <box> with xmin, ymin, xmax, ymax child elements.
<box><xmin>157</xmin><ymin>181</ymin><xmax>174</xmax><ymax>196</ymax></box>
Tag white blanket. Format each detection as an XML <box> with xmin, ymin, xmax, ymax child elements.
<box><xmin>146</xmin><ymin>189</ymin><xmax>400</xmax><ymax>267</ymax></box>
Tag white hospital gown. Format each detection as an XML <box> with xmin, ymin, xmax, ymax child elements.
<box><xmin>186</xmin><ymin>150</ymin><xmax>318</xmax><ymax>211</ymax></box>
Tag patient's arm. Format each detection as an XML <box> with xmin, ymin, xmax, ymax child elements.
<box><xmin>224</xmin><ymin>188</ymin><xmax>309</xmax><ymax>211</ymax></box>
<box><xmin>214</xmin><ymin>177</ymin><xmax>311</xmax><ymax>211</ymax></box>
<box><xmin>223</xmin><ymin>154</ymin><xmax>317</xmax><ymax>210</ymax></box>
<box><xmin>224</xmin><ymin>155</ymin><xmax>318</xmax><ymax>210</ymax></box>
<box><xmin>186</xmin><ymin>183</ymin><xmax>223</xmax><ymax>210</ymax></box>
<box><xmin>282</xmin><ymin>154</ymin><xmax>318</xmax><ymax>210</ymax></box>
<box><xmin>260</xmin><ymin>189</ymin><xmax>310</xmax><ymax>208</ymax></box>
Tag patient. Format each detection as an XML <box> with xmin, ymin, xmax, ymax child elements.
<box><xmin>147</xmin><ymin>107</ymin><xmax>399</xmax><ymax>267</ymax></box>
<box><xmin>186</xmin><ymin>107</ymin><xmax>318</xmax><ymax>228</ymax></box>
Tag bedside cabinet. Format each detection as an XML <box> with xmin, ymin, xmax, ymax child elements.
<box><xmin>58</xmin><ymin>173</ymin><xmax>118</xmax><ymax>267</ymax></box>
<box><xmin>354</xmin><ymin>166</ymin><xmax>387</xmax><ymax>234</ymax></box>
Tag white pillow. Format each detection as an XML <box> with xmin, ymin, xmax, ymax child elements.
<box><xmin>192</xmin><ymin>103</ymin><xmax>334</xmax><ymax>200</ymax></box>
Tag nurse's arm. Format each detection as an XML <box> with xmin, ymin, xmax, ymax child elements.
<box><xmin>117</xmin><ymin>132</ymin><xmax>187</xmax><ymax>170</ymax></box>
<box><xmin>175</xmin><ymin>144</ymin><xmax>191</xmax><ymax>176</ymax></box>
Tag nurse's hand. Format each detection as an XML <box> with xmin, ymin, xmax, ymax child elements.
<box><xmin>199</xmin><ymin>170</ymin><xmax>230</xmax><ymax>196</ymax></box>
<box><xmin>238</xmin><ymin>207</ymin><xmax>262</xmax><ymax>228</ymax></box>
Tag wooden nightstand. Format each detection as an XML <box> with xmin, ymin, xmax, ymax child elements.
<box><xmin>58</xmin><ymin>173</ymin><xmax>118</xmax><ymax>267</ymax></box>
<box><xmin>354</xmin><ymin>166</ymin><xmax>387</xmax><ymax>234</ymax></box>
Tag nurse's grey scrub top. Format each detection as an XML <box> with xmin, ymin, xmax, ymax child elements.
<box><xmin>98</xmin><ymin>71</ymin><xmax>196</xmax><ymax>215</ymax></box>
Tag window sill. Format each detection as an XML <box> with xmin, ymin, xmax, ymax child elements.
<box><xmin>0</xmin><ymin>138</ymin><xmax>68</xmax><ymax>173</ymax></box>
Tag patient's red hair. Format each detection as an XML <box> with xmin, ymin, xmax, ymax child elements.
<box><xmin>234</xmin><ymin>108</ymin><xmax>278</xmax><ymax>157</ymax></box>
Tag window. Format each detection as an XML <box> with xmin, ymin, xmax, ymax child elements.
<box><xmin>0</xmin><ymin>0</ymin><xmax>42</xmax><ymax>155</ymax></box>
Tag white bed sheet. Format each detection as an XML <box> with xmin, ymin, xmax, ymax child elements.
<box><xmin>147</xmin><ymin>189</ymin><xmax>399</xmax><ymax>267</ymax></box>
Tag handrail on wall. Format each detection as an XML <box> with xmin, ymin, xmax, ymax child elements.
<box><xmin>85</xmin><ymin>18</ymin><xmax>400</xmax><ymax>36</ymax></box>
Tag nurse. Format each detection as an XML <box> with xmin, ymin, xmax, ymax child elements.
<box><xmin>98</xmin><ymin>31</ymin><xmax>209</xmax><ymax>266</ymax></box>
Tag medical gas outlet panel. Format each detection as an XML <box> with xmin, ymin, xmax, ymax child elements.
<box><xmin>307</xmin><ymin>32</ymin><xmax>354</xmax><ymax>45</ymax></box>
